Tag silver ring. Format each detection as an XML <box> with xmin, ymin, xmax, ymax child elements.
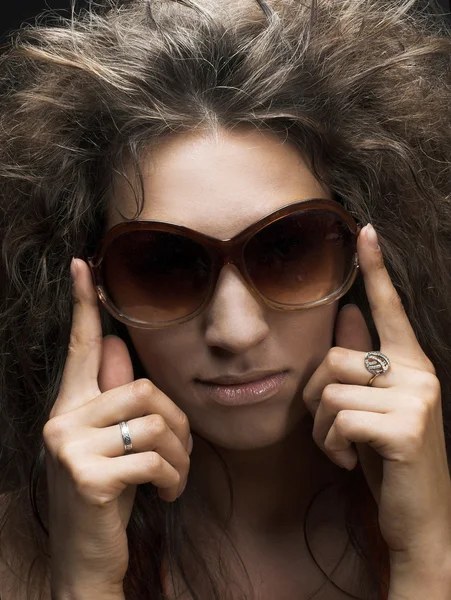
<box><xmin>119</xmin><ymin>421</ymin><xmax>133</xmax><ymax>454</ymax></box>
<box><xmin>364</xmin><ymin>351</ymin><xmax>391</xmax><ymax>386</ymax></box>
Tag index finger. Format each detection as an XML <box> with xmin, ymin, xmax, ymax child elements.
<box><xmin>52</xmin><ymin>258</ymin><xmax>103</xmax><ymax>417</ymax></box>
<box><xmin>358</xmin><ymin>224</ymin><xmax>423</xmax><ymax>359</ymax></box>
<box><xmin>69</xmin><ymin>377</ymin><xmax>191</xmax><ymax>449</ymax></box>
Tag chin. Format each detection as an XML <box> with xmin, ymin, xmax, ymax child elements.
<box><xmin>189</xmin><ymin>398</ymin><xmax>310</xmax><ymax>451</ymax></box>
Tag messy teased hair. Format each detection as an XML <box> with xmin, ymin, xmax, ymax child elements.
<box><xmin>1</xmin><ymin>0</ymin><xmax>451</xmax><ymax>598</ymax></box>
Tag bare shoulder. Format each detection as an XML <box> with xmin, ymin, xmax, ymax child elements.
<box><xmin>0</xmin><ymin>493</ymin><xmax>51</xmax><ymax>600</ymax></box>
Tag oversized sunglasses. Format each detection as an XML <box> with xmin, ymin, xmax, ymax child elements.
<box><xmin>88</xmin><ymin>198</ymin><xmax>360</xmax><ymax>329</ymax></box>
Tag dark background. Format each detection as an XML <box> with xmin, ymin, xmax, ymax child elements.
<box><xmin>1</xmin><ymin>0</ymin><xmax>450</xmax><ymax>41</ymax></box>
<box><xmin>1</xmin><ymin>0</ymin><xmax>90</xmax><ymax>41</ymax></box>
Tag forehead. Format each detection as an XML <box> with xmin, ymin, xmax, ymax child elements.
<box><xmin>107</xmin><ymin>127</ymin><xmax>332</xmax><ymax>238</ymax></box>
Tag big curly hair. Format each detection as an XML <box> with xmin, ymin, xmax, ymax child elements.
<box><xmin>0</xmin><ymin>1</ymin><xmax>450</xmax><ymax>599</ymax></box>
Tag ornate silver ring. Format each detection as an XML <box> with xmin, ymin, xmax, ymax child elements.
<box><xmin>364</xmin><ymin>351</ymin><xmax>391</xmax><ymax>387</ymax></box>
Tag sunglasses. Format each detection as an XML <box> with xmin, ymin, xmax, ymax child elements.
<box><xmin>88</xmin><ymin>198</ymin><xmax>360</xmax><ymax>329</ymax></box>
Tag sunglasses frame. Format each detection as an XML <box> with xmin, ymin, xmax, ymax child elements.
<box><xmin>88</xmin><ymin>198</ymin><xmax>360</xmax><ymax>329</ymax></box>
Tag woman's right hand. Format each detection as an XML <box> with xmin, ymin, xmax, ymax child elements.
<box><xmin>43</xmin><ymin>258</ymin><xmax>192</xmax><ymax>598</ymax></box>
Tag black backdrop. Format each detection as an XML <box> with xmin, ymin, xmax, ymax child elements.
<box><xmin>2</xmin><ymin>0</ymin><xmax>89</xmax><ymax>41</ymax></box>
<box><xmin>1</xmin><ymin>0</ymin><xmax>450</xmax><ymax>41</ymax></box>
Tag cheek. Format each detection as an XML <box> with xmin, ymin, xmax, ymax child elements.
<box><xmin>271</xmin><ymin>303</ymin><xmax>338</xmax><ymax>371</ymax></box>
<box><xmin>126</xmin><ymin>324</ymin><xmax>202</xmax><ymax>388</ymax></box>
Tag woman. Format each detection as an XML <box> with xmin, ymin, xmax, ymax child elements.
<box><xmin>0</xmin><ymin>0</ymin><xmax>451</xmax><ymax>598</ymax></box>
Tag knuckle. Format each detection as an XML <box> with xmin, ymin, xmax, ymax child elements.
<box><xmin>42</xmin><ymin>415</ymin><xmax>70</xmax><ymax>449</ymax></box>
<box><xmin>335</xmin><ymin>410</ymin><xmax>351</xmax><ymax>432</ymax></box>
<box><xmin>321</xmin><ymin>383</ymin><xmax>341</xmax><ymax>407</ymax></box>
<box><xmin>56</xmin><ymin>441</ymin><xmax>81</xmax><ymax>470</ymax></box>
<box><xmin>400</xmin><ymin>419</ymin><xmax>426</xmax><ymax>456</ymax></box>
<box><xmin>323</xmin><ymin>436</ymin><xmax>336</xmax><ymax>453</ymax></box>
<box><xmin>423</xmin><ymin>359</ymin><xmax>437</xmax><ymax>377</ymax></box>
<box><xmin>146</xmin><ymin>451</ymin><xmax>163</xmax><ymax>472</ymax></box>
<box><xmin>72</xmin><ymin>464</ymin><xmax>110</xmax><ymax>504</ymax></box>
<box><xmin>71</xmin><ymin>464</ymin><xmax>94</xmax><ymax>492</ymax></box>
<box><xmin>418</xmin><ymin>372</ymin><xmax>441</xmax><ymax>398</ymax></box>
<box><xmin>424</xmin><ymin>358</ymin><xmax>437</xmax><ymax>376</ymax></box>
<box><xmin>409</xmin><ymin>396</ymin><xmax>433</xmax><ymax>422</ymax></box>
<box><xmin>148</xmin><ymin>414</ymin><xmax>167</xmax><ymax>437</ymax></box>
<box><xmin>175</xmin><ymin>411</ymin><xmax>190</xmax><ymax>435</ymax></box>
<box><xmin>131</xmin><ymin>378</ymin><xmax>155</xmax><ymax>401</ymax></box>
<box><xmin>325</xmin><ymin>346</ymin><xmax>347</xmax><ymax>372</ymax></box>
<box><xmin>48</xmin><ymin>406</ymin><xmax>58</xmax><ymax>421</ymax></box>
<box><xmin>407</xmin><ymin>374</ymin><xmax>441</xmax><ymax>414</ymax></box>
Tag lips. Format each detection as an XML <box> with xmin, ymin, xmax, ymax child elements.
<box><xmin>199</xmin><ymin>370</ymin><xmax>284</xmax><ymax>386</ymax></box>
<box><xmin>194</xmin><ymin>370</ymin><xmax>289</xmax><ymax>406</ymax></box>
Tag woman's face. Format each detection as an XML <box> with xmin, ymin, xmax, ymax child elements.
<box><xmin>107</xmin><ymin>126</ymin><xmax>338</xmax><ymax>450</ymax></box>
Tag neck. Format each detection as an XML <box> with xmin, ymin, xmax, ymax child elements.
<box><xmin>185</xmin><ymin>414</ymin><xmax>346</xmax><ymax>537</ymax></box>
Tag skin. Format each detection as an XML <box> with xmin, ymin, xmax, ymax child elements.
<box><xmin>104</xmin><ymin>126</ymin><xmax>355</xmax><ymax>595</ymax></box>
<box><xmin>106</xmin><ymin>126</ymin><xmax>347</xmax><ymax>526</ymax></box>
<box><xmin>37</xmin><ymin>125</ymin><xmax>451</xmax><ymax>600</ymax></box>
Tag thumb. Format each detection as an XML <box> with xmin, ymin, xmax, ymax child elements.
<box><xmin>334</xmin><ymin>304</ymin><xmax>382</xmax><ymax>504</ymax></box>
<box><xmin>334</xmin><ymin>303</ymin><xmax>373</xmax><ymax>353</ymax></box>
<box><xmin>98</xmin><ymin>334</ymin><xmax>134</xmax><ymax>393</ymax></box>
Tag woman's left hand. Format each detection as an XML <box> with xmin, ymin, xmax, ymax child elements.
<box><xmin>303</xmin><ymin>224</ymin><xmax>451</xmax><ymax>578</ymax></box>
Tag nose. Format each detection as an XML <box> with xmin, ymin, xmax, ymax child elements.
<box><xmin>203</xmin><ymin>264</ymin><xmax>270</xmax><ymax>354</ymax></box>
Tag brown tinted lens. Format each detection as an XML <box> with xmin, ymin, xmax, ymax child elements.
<box><xmin>244</xmin><ymin>210</ymin><xmax>355</xmax><ymax>305</ymax></box>
<box><xmin>102</xmin><ymin>230</ymin><xmax>213</xmax><ymax>324</ymax></box>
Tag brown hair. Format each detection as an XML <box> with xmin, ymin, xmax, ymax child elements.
<box><xmin>1</xmin><ymin>1</ymin><xmax>450</xmax><ymax>598</ymax></box>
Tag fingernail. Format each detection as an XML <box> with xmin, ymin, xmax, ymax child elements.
<box><xmin>70</xmin><ymin>257</ymin><xmax>78</xmax><ymax>283</ymax></box>
<box><xmin>187</xmin><ymin>434</ymin><xmax>193</xmax><ymax>455</ymax></box>
<box><xmin>366</xmin><ymin>224</ymin><xmax>380</xmax><ymax>251</ymax></box>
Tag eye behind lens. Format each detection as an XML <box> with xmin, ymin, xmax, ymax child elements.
<box><xmin>100</xmin><ymin>229</ymin><xmax>214</xmax><ymax>325</ymax></box>
<box><xmin>243</xmin><ymin>209</ymin><xmax>356</xmax><ymax>307</ymax></box>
